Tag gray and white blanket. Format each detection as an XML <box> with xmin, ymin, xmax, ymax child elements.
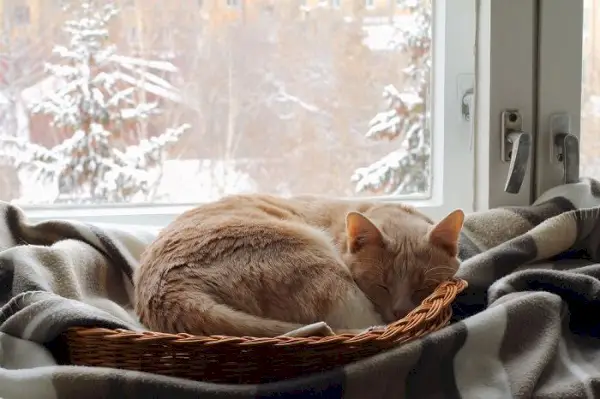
<box><xmin>3</xmin><ymin>179</ymin><xmax>600</xmax><ymax>399</ymax></box>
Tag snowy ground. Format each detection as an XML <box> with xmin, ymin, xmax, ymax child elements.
<box><xmin>155</xmin><ymin>159</ymin><xmax>257</xmax><ymax>202</ymax></box>
<box><xmin>15</xmin><ymin>159</ymin><xmax>257</xmax><ymax>205</ymax></box>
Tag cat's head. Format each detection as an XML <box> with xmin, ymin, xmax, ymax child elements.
<box><xmin>343</xmin><ymin>206</ymin><xmax>464</xmax><ymax>323</ymax></box>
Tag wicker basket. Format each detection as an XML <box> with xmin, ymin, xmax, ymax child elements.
<box><xmin>64</xmin><ymin>278</ymin><xmax>467</xmax><ymax>384</ymax></box>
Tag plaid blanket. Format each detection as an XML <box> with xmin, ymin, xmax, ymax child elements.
<box><xmin>2</xmin><ymin>179</ymin><xmax>600</xmax><ymax>398</ymax></box>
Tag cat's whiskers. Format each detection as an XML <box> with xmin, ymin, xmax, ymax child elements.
<box><xmin>424</xmin><ymin>278</ymin><xmax>445</xmax><ymax>285</ymax></box>
<box><xmin>424</xmin><ymin>265</ymin><xmax>456</xmax><ymax>274</ymax></box>
<box><xmin>424</xmin><ymin>265</ymin><xmax>455</xmax><ymax>279</ymax></box>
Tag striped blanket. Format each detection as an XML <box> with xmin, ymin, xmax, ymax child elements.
<box><xmin>2</xmin><ymin>179</ymin><xmax>600</xmax><ymax>398</ymax></box>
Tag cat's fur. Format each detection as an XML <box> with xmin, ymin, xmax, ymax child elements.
<box><xmin>134</xmin><ymin>194</ymin><xmax>464</xmax><ymax>337</ymax></box>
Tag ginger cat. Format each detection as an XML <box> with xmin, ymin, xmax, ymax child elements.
<box><xmin>134</xmin><ymin>194</ymin><xmax>464</xmax><ymax>337</ymax></box>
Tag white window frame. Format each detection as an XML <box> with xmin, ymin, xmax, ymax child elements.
<box><xmin>416</xmin><ymin>0</ymin><xmax>476</xmax><ymax>220</ymax></box>
<box><xmin>473</xmin><ymin>0</ymin><xmax>538</xmax><ymax>209</ymax></box>
<box><xmin>474</xmin><ymin>0</ymin><xmax>585</xmax><ymax>207</ymax></box>
<box><xmin>534</xmin><ymin>0</ymin><xmax>583</xmax><ymax>198</ymax></box>
<box><xmin>23</xmin><ymin>0</ymin><xmax>477</xmax><ymax>226</ymax></box>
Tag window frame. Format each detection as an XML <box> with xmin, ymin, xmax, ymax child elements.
<box><xmin>473</xmin><ymin>0</ymin><xmax>538</xmax><ymax>210</ymax></box>
<box><xmin>533</xmin><ymin>0</ymin><xmax>584</xmax><ymax>198</ymax></box>
<box><xmin>473</xmin><ymin>0</ymin><xmax>585</xmax><ymax>206</ymax></box>
<box><xmin>420</xmin><ymin>0</ymin><xmax>476</xmax><ymax>220</ymax></box>
<box><xmin>22</xmin><ymin>0</ymin><xmax>478</xmax><ymax>226</ymax></box>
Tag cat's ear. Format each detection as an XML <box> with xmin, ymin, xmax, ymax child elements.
<box><xmin>428</xmin><ymin>209</ymin><xmax>465</xmax><ymax>257</ymax></box>
<box><xmin>346</xmin><ymin>212</ymin><xmax>384</xmax><ymax>253</ymax></box>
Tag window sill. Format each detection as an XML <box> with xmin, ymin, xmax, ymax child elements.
<box><xmin>21</xmin><ymin>203</ymin><xmax>193</xmax><ymax>228</ymax></box>
<box><xmin>20</xmin><ymin>196</ymin><xmax>451</xmax><ymax>228</ymax></box>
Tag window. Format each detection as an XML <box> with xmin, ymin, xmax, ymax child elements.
<box><xmin>532</xmin><ymin>1</ymin><xmax>584</xmax><ymax>198</ymax></box>
<box><xmin>0</xmin><ymin>0</ymin><xmax>476</xmax><ymax>226</ymax></box>
<box><xmin>475</xmin><ymin>1</ymin><xmax>586</xmax><ymax>205</ymax></box>
<box><xmin>13</xmin><ymin>6</ymin><xmax>30</xmax><ymax>25</ymax></box>
<box><xmin>581</xmin><ymin>0</ymin><xmax>598</xmax><ymax>184</ymax></box>
<box><xmin>331</xmin><ymin>0</ymin><xmax>341</xmax><ymax>8</ymax></box>
<box><xmin>472</xmin><ymin>1</ymin><xmax>538</xmax><ymax>209</ymax></box>
<box><xmin>365</xmin><ymin>0</ymin><xmax>374</xmax><ymax>8</ymax></box>
<box><xmin>472</xmin><ymin>0</ymin><xmax>592</xmax><ymax>209</ymax></box>
<box><xmin>226</xmin><ymin>0</ymin><xmax>240</xmax><ymax>7</ymax></box>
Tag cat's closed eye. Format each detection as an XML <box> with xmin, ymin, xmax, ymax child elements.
<box><xmin>377</xmin><ymin>284</ymin><xmax>390</xmax><ymax>294</ymax></box>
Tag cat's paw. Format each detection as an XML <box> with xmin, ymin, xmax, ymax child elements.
<box><xmin>337</xmin><ymin>325</ymin><xmax>386</xmax><ymax>335</ymax></box>
<box><xmin>360</xmin><ymin>325</ymin><xmax>387</xmax><ymax>334</ymax></box>
<box><xmin>283</xmin><ymin>321</ymin><xmax>336</xmax><ymax>337</ymax></box>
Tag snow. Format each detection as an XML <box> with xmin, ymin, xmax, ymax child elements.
<box><xmin>113</xmin><ymin>70</ymin><xmax>182</xmax><ymax>103</ymax></box>
<box><xmin>157</xmin><ymin>159</ymin><xmax>257</xmax><ymax>202</ymax></box>
<box><xmin>271</xmin><ymin>82</ymin><xmax>323</xmax><ymax>114</ymax></box>
<box><xmin>297</xmin><ymin>4</ymin><xmax>416</xmax><ymax>52</ymax></box>
<box><xmin>351</xmin><ymin>139</ymin><xmax>429</xmax><ymax>195</ymax></box>
<box><xmin>19</xmin><ymin>65</ymin><xmax>182</xmax><ymax>107</ymax></box>
<box><xmin>20</xmin><ymin>76</ymin><xmax>67</xmax><ymax>108</ymax></box>
<box><xmin>0</xmin><ymin>0</ymin><xmax>188</xmax><ymax>204</ymax></box>
<box><xmin>0</xmin><ymin>92</ymin><xmax>30</xmax><ymax>140</ymax></box>
<box><xmin>352</xmin><ymin>1</ymin><xmax>432</xmax><ymax>195</ymax></box>
<box><xmin>365</xmin><ymin>85</ymin><xmax>423</xmax><ymax>140</ymax></box>
<box><xmin>352</xmin><ymin>149</ymin><xmax>409</xmax><ymax>194</ymax></box>
<box><xmin>14</xmin><ymin>159</ymin><xmax>256</xmax><ymax>205</ymax></box>
<box><xmin>363</xmin><ymin>24</ymin><xmax>400</xmax><ymax>51</ymax></box>
<box><xmin>366</xmin><ymin>109</ymin><xmax>402</xmax><ymax>139</ymax></box>
<box><xmin>362</xmin><ymin>15</ymin><xmax>416</xmax><ymax>51</ymax></box>
<box><xmin>109</xmin><ymin>54</ymin><xmax>179</xmax><ymax>73</ymax></box>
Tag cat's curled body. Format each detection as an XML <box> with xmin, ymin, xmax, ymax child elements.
<box><xmin>134</xmin><ymin>194</ymin><xmax>464</xmax><ymax>337</ymax></box>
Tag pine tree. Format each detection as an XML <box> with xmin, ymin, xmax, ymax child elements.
<box><xmin>0</xmin><ymin>1</ymin><xmax>188</xmax><ymax>204</ymax></box>
<box><xmin>351</xmin><ymin>0</ymin><xmax>431</xmax><ymax>195</ymax></box>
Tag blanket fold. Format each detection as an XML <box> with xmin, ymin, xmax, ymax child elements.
<box><xmin>3</xmin><ymin>178</ymin><xmax>600</xmax><ymax>398</ymax></box>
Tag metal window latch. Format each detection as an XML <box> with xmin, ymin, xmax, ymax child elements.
<box><xmin>501</xmin><ymin>110</ymin><xmax>531</xmax><ymax>194</ymax></box>
<box><xmin>461</xmin><ymin>88</ymin><xmax>474</xmax><ymax>122</ymax></box>
<box><xmin>550</xmin><ymin>113</ymin><xmax>579</xmax><ymax>185</ymax></box>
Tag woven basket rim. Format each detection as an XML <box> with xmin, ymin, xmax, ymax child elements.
<box><xmin>67</xmin><ymin>277</ymin><xmax>467</xmax><ymax>347</ymax></box>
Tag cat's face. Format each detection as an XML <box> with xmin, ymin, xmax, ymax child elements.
<box><xmin>343</xmin><ymin>206</ymin><xmax>464</xmax><ymax>323</ymax></box>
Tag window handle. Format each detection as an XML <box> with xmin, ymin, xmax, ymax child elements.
<box><xmin>554</xmin><ymin>133</ymin><xmax>579</xmax><ymax>184</ymax></box>
<box><xmin>501</xmin><ymin>110</ymin><xmax>531</xmax><ymax>194</ymax></box>
<box><xmin>548</xmin><ymin>113</ymin><xmax>579</xmax><ymax>185</ymax></box>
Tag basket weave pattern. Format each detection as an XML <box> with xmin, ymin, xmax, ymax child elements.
<box><xmin>65</xmin><ymin>278</ymin><xmax>467</xmax><ymax>384</ymax></box>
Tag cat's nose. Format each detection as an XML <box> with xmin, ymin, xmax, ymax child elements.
<box><xmin>392</xmin><ymin>301</ymin><xmax>416</xmax><ymax>320</ymax></box>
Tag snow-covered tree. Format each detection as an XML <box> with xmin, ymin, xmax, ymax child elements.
<box><xmin>0</xmin><ymin>0</ymin><xmax>188</xmax><ymax>204</ymax></box>
<box><xmin>351</xmin><ymin>0</ymin><xmax>431</xmax><ymax>195</ymax></box>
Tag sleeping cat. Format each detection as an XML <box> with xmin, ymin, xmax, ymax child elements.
<box><xmin>134</xmin><ymin>194</ymin><xmax>464</xmax><ymax>337</ymax></box>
